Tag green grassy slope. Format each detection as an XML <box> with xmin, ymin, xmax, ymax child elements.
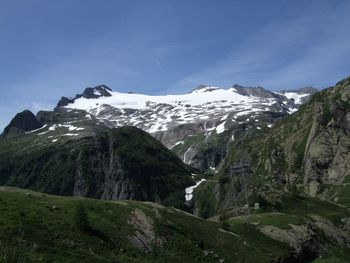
<box><xmin>0</xmin><ymin>187</ymin><xmax>349</xmax><ymax>262</ymax></box>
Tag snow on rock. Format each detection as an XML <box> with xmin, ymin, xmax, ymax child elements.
<box><xmin>282</xmin><ymin>92</ymin><xmax>309</xmax><ymax>104</ymax></box>
<box><xmin>64</xmin><ymin>133</ymin><xmax>79</xmax><ymax>136</ymax></box>
<box><xmin>64</xmin><ymin>86</ymin><xmax>283</xmax><ymax>135</ymax></box>
<box><xmin>185</xmin><ymin>179</ymin><xmax>207</xmax><ymax>201</ymax></box>
<box><xmin>47</xmin><ymin>124</ymin><xmax>84</xmax><ymax>132</ymax></box>
<box><xmin>216</xmin><ymin>121</ymin><xmax>226</xmax><ymax>134</ymax></box>
<box><xmin>170</xmin><ymin>140</ymin><xmax>184</xmax><ymax>149</ymax></box>
<box><xmin>66</xmin><ymin>87</ymin><xmax>260</xmax><ymax>110</ymax></box>
<box><xmin>37</xmin><ymin>130</ymin><xmax>49</xmax><ymax>136</ymax></box>
<box><xmin>25</xmin><ymin>124</ymin><xmax>47</xmax><ymax>134</ymax></box>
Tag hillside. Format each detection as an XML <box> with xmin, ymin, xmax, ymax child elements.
<box><xmin>0</xmin><ymin>108</ymin><xmax>193</xmax><ymax>206</ymax></box>
<box><xmin>212</xmin><ymin>76</ymin><xmax>350</xmax><ymax>212</ymax></box>
<box><xmin>0</xmin><ymin>187</ymin><xmax>349</xmax><ymax>262</ymax></box>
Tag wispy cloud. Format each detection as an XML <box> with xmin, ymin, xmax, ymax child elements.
<box><xmin>169</xmin><ymin>1</ymin><xmax>350</xmax><ymax>91</ymax></box>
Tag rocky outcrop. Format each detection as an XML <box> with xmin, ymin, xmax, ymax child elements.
<box><xmin>260</xmin><ymin>224</ymin><xmax>320</xmax><ymax>262</ymax></box>
<box><xmin>128</xmin><ymin>208</ymin><xmax>164</xmax><ymax>253</ymax></box>
<box><xmin>1</xmin><ymin>110</ymin><xmax>42</xmax><ymax>138</ymax></box>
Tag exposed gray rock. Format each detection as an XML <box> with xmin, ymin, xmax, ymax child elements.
<box><xmin>128</xmin><ymin>208</ymin><xmax>163</xmax><ymax>253</ymax></box>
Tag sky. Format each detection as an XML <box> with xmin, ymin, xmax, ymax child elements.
<box><xmin>1</xmin><ymin>0</ymin><xmax>350</xmax><ymax>131</ymax></box>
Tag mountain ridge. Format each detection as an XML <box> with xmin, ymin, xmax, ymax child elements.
<box><xmin>51</xmin><ymin>83</ymin><xmax>315</xmax><ymax>171</ymax></box>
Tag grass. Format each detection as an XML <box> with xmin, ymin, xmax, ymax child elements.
<box><xmin>227</xmin><ymin>212</ymin><xmax>305</xmax><ymax>230</ymax></box>
<box><xmin>193</xmin><ymin>181</ymin><xmax>218</xmax><ymax>219</ymax></box>
<box><xmin>280</xmin><ymin>194</ymin><xmax>350</xmax><ymax>225</ymax></box>
<box><xmin>1</xmin><ymin>187</ymin><xmax>337</xmax><ymax>263</ymax></box>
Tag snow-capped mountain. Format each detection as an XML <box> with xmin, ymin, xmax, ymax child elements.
<box><xmin>56</xmin><ymin>84</ymin><xmax>317</xmax><ymax>171</ymax></box>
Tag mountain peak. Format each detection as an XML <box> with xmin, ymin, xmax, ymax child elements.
<box><xmin>232</xmin><ymin>84</ymin><xmax>281</xmax><ymax>99</ymax></box>
<box><xmin>190</xmin><ymin>85</ymin><xmax>219</xmax><ymax>93</ymax></box>
<box><xmin>2</xmin><ymin>110</ymin><xmax>42</xmax><ymax>138</ymax></box>
<box><xmin>81</xmin><ymin>85</ymin><xmax>112</xmax><ymax>99</ymax></box>
<box><xmin>56</xmin><ymin>85</ymin><xmax>112</xmax><ymax>108</ymax></box>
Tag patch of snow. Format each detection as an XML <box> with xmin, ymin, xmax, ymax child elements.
<box><xmin>183</xmin><ymin>146</ymin><xmax>193</xmax><ymax>164</ymax></box>
<box><xmin>93</xmin><ymin>89</ymin><xmax>102</xmax><ymax>96</ymax></box>
<box><xmin>185</xmin><ymin>179</ymin><xmax>207</xmax><ymax>201</ymax></box>
<box><xmin>61</xmin><ymin>124</ymin><xmax>84</xmax><ymax>131</ymax></box>
<box><xmin>170</xmin><ymin>140</ymin><xmax>184</xmax><ymax>149</ymax></box>
<box><xmin>37</xmin><ymin>131</ymin><xmax>49</xmax><ymax>135</ymax></box>
<box><xmin>64</xmin><ymin>133</ymin><xmax>79</xmax><ymax>136</ymax></box>
<box><xmin>288</xmin><ymin>108</ymin><xmax>298</xmax><ymax>113</ymax></box>
<box><xmin>25</xmin><ymin>124</ymin><xmax>47</xmax><ymax>134</ymax></box>
<box><xmin>280</xmin><ymin>92</ymin><xmax>309</xmax><ymax>104</ymax></box>
<box><xmin>48</xmin><ymin>124</ymin><xmax>84</xmax><ymax>132</ymax></box>
<box><xmin>49</xmin><ymin>125</ymin><xmax>57</xmax><ymax>131</ymax></box>
<box><xmin>216</xmin><ymin>121</ymin><xmax>226</xmax><ymax>134</ymax></box>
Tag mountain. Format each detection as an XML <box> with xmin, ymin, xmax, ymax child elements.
<box><xmin>0</xmin><ymin>108</ymin><xmax>193</xmax><ymax>206</ymax></box>
<box><xmin>1</xmin><ymin>79</ymin><xmax>349</xmax><ymax>262</ymax></box>
<box><xmin>1</xmin><ymin>110</ymin><xmax>43</xmax><ymax>138</ymax></box>
<box><xmin>56</xmin><ymin>84</ymin><xmax>315</xmax><ymax>171</ymax></box>
<box><xmin>195</xmin><ymin>76</ymin><xmax>350</xmax><ymax>215</ymax></box>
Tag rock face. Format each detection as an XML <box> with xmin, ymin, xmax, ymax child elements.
<box><xmin>0</xmin><ymin>111</ymin><xmax>193</xmax><ymax>204</ymax></box>
<box><xmin>233</xmin><ymin>84</ymin><xmax>284</xmax><ymax>99</ymax></box>
<box><xmin>219</xmin><ymin>76</ymin><xmax>350</xmax><ymax>207</ymax></box>
<box><xmin>57</xmin><ymin>85</ymin><xmax>112</xmax><ymax>107</ymax></box>
<box><xmin>260</xmin><ymin>224</ymin><xmax>320</xmax><ymax>261</ymax></box>
<box><xmin>55</xmin><ymin>84</ymin><xmax>314</xmax><ymax>172</ymax></box>
<box><xmin>1</xmin><ymin>110</ymin><xmax>42</xmax><ymax>138</ymax></box>
<box><xmin>128</xmin><ymin>208</ymin><xmax>164</xmax><ymax>253</ymax></box>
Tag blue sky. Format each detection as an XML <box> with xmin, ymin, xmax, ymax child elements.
<box><xmin>1</xmin><ymin>0</ymin><xmax>350</xmax><ymax>131</ymax></box>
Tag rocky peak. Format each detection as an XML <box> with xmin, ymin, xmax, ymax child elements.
<box><xmin>1</xmin><ymin>110</ymin><xmax>42</xmax><ymax>138</ymax></box>
<box><xmin>57</xmin><ymin>96</ymin><xmax>75</xmax><ymax>107</ymax></box>
<box><xmin>232</xmin><ymin>84</ymin><xmax>283</xmax><ymax>99</ymax></box>
<box><xmin>190</xmin><ymin>85</ymin><xmax>219</xmax><ymax>93</ymax></box>
<box><xmin>81</xmin><ymin>85</ymin><xmax>112</xmax><ymax>99</ymax></box>
<box><xmin>56</xmin><ymin>85</ymin><xmax>112</xmax><ymax>108</ymax></box>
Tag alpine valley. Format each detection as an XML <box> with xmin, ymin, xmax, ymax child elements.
<box><xmin>1</xmin><ymin>77</ymin><xmax>350</xmax><ymax>262</ymax></box>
